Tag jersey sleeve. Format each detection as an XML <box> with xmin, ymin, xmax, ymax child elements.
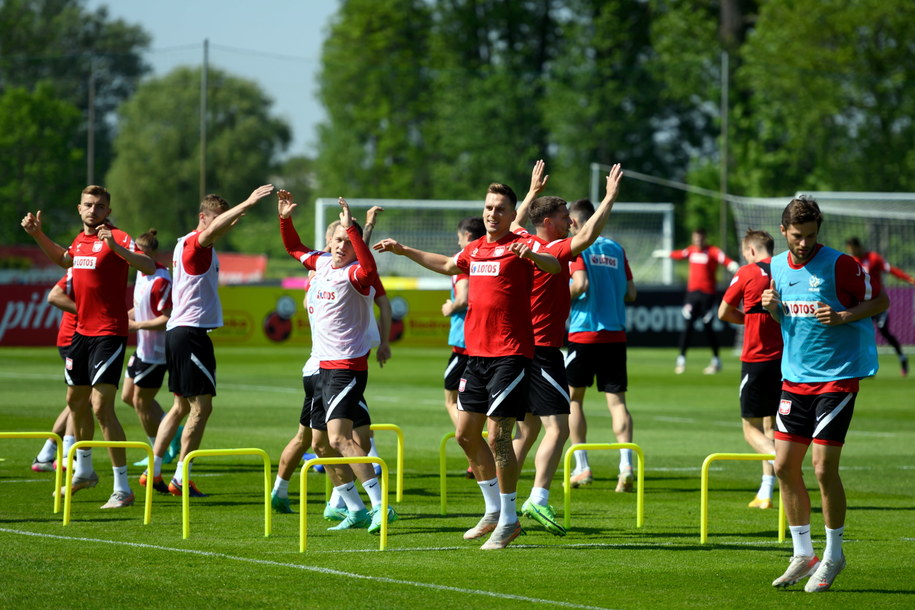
<box><xmin>835</xmin><ymin>254</ymin><xmax>874</xmax><ymax>307</ymax></box>
<box><xmin>181</xmin><ymin>232</ymin><xmax>217</xmax><ymax>275</ymax></box>
<box><xmin>546</xmin><ymin>238</ymin><xmax>574</xmax><ymax>266</ymax></box>
<box><xmin>372</xmin><ymin>275</ymin><xmax>387</xmax><ymax>299</ymax></box>
<box><xmin>623</xmin><ymin>253</ymin><xmax>633</xmax><ymax>280</ymax></box>
<box><xmin>149</xmin><ymin>276</ymin><xmax>172</xmax><ymax>316</ymax></box>
<box><xmin>347</xmin><ymin>225</ymin><xmax>378</xmax><ymax>289</ymax></box>
<box><xmin>670</xmin><ymin>247</ymin><xmax>689</xmax><ymax>260</ymax></box>
<box><xmin>722</xmin><ymin>267</ymin><xmax>747</xmax><ymax>306</ymax></box>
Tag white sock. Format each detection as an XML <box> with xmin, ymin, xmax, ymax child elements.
<box><xmin>620</xmin><ymin>449</ymin><xmax>633</xmax><ymax>472</ymax></box>
<box><xmin>328</xmin><ymin>487</ymin><xmax>346</xmax><ymax>509</ymax></box>
<box><xmin>75</xmin><ymin>449</ymin><xmax>93</xmax><ymax>478</ymax></box>
<box><xmin>361</xmin><ymin>477</ymin><xmax>382</xmax><ymax>508</ymax></box>
<box><xmin>112</xmin><ymin>465</ymin><xmax>130</xmax><ymax>493</ymax></box>
<box><xmin>574</xmin><ymin>450</ymin><xmax>590</xmax><ymax>473</ymax></box>
<box><xmin>711</xmin><ymin>356</ymin><xmax>721</xmax><ymax>367</ymax></box>
<box><xmin>368</xmin><ymin>437</ymin><xmax>379</xmax><ymax>457</ymax></box>
<box><xmin>758</xmin><ymin>474</ymin><xmax>776</xmax><ymax>499</ymax></box>
<box><xmin>478</xmin><ymin>477</ymin><xmax>501</xmax><ymax>514</ymax></box>
<box><xmin>273</xmin><ymin>476</ymin><xmax>289</xmax><ymax>497</ymax></box>
<box><xmin>528</xmin><ymin>486</ymin><xmax>549</xmax><ymax>506</ymax></box>
<box><xmin>153</xmin><ymin>455</ymin><xmax>163</xmax><ymax>478</ymax></box>
<box><xmin>823</xmin><ymin>526</ymin><xmax>844</xmax><ymax>563</ymax></box>
<box><xmin>676</xmin><ymin>355</ymin><xmax>686</xmax><ymax>367</ymax></box>
<box><xmin>173</xmin><ymin>460</ymin><xmax>189</xmax><ymax>485</ymax></box>
<box><xmin>789</xmin><ymin>524</ymin><xmax>815</xmax><ymax>557</ymax></box>
<box><xmin>62</xmin><ymin>435</ymin><xmax>76</xmax><ymax>459</ymax></box>
<box><xmin>498</xmin><ymin>492</ymin><xmax>518</xmax><ymax>526</ymax></box>
<box><xmin>335</xmin><ymin>482</ymin><xmax>365</xmax><ymax>512</ymax></box>
<box><xmin>36</xmin><ymin>440</ymin><xmax>57</xmax><ymax>462</ymax></box>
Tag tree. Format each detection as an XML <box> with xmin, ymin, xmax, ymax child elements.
<box><xmin>105</xmin><ymin>67</ymin><xmax>291</xmax><ymax>252</ymax></box>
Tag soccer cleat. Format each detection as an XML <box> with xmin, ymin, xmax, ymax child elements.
<box><xmin>480</xmin><ymin>520</ymin><xmax>524</xmax><ymax>550</ymax></box>
<box><xmin>31</xmin><ymin>459</ymin><xmax>55</xmax><ymax>473</ymax></box>
<box><xmin>772</xmin><ymin>555</ymin><xmax>820</xmax><ymax>588</ymax></box>
<box><xmin>368</xmin><ymin>505</ymin><xmax>399</xmax><ymax>535</ymax></box>
<box><xmin>133</xmin><ymin>456</ymin><xmax>150</xmax><ymax>467</ymax></box>
<box><xmin>323</xmin><ymin>502</ymin><xmax>348</xmax><ymax>522</ymax></box>
<box><xmin>168</xmin><ymin>478</ymin><xmax>208</xmax><ymax>497</ymax></box>
<box><xmin>703</xmin><ymin>361</ymin><xmax>722</xmax><ymax>375</ymax></box>
<box><xmin>327</xmin><ymin>508</ymin><xmax>371</xmax><ymax>530</ymax></box>
<box><xmin>100</xmin><ymin>490</ymin><xmax>135</xmax><ymax>509</ymax></box>
<box><xmin>521</xmin><ymin>500</ymin><xmax>566</xmax><ymax>536</ymax></box>
<box><xmin>465</xmin><ymin>466</ymin><xmax>476</xmax><ymax>479</ymax></box>
<box><xmin>271</xmin><ymin>491</ymin><xmax>294</xmax><ymax>514</ymax></box>
<box><xmin>52</xmin><ymin>460</ymin><xmax>66</xmax><ymax>471</ymax></box>
<box><xmin>139</xmin><ymin>471</ymin><xmax>171</xmax><ymax>494</ymax></box>
<box><xmin>804</xmin><ymin>554</ymin><xmax>846</xmax><ymax>592</ymax></box>
<box><xmin>674</xmin><ymin>364</ymin><xmax>686</xmax><ymax>375</ymax></box>
<box><xmin>615</xmin><ymin>470</ymin><xmax>635</xmax><ymax>493</ymax></box>
<box><xmin>463</xmin><ymin>512</ymin><xmax>500</xmax><ymax>540</ymax></box>
<box><xmin>164</xmin><ymin>426</ymin><xmax>184</xmax><ymax>464</ymax></box>
<box><xmin>570</xmin><ymin>469</ymin><xmax>593</xmax><ymax>488</ymax></box>
<box><xmin>748</xmin><ymin>496</ymin><xmax>773</xmax><ymax>509</ymax></box>
<box><xmin>901</xmin><ymin>355</ymin><xmax>909</xmax><ymax>377</ymax></box>
<box><xmin>54</xmin><ymin>470</ymin><xmax>99</xmax><ymax>498</ymax></box>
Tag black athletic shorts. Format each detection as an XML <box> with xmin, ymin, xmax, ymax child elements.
<box><xmin>739</xmin><ymin>359</ymin><xmax>781</xmax><ymax>419</ymax></box>
<box><xmin>458</xmin><ymin>355</ymin><xmax>530</xmax><ymax>419</ymax></box>
<box><xmin>166</xmin><ymin>327</ymin><xmax>216</xmax><ymax>398</ymax></box>
<box><xmin>319</xmin><ymin>368</ymin><xmax>371</xmax><ymax>428</ymax></box>
<box><xmin>683</xmin><ymin>291</ymin><xmax>717</xmax><ymax>324</ymax></box>
<box><xmin>66</xmin><ymin>332</ymin><xmax>127</xmax><ymax>387</ymax></box>
<box><xmin>125</xmin><ymin>353</ymin><xmax>167</xmax><ymax>389</ymax></box>
<box><xmin>444</xmin><ymin>351</ymin><xmax>468</xmax><ymax>391</ymax></box>
<box><xmin>775</xmin><ymin>390</ymin><xmax>856</xmax><ymax>446</ymax></box>
<box><xmin>565</xmin><ymin>341</ymin><xmax>628</xmax><ymax>393</ymax></box>
<box><xmin>526</xmin><ymin>346</ymin><xmax>570</xmax><ymax>416</ymax></box>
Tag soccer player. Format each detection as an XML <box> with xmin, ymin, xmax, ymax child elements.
<box><xmin>21</xmin><ymin>186</ymin><xmax>156</xmax><ymax>509</ymax></box>
<box><xmin>762</xmin><ymin>196</ymin><xmax>888</xmax><ymax>592</ymax></box>
<box><xmin>654</xmin><ymin>229</ymin><xmax>739</xmax><ymax>374</ymax></box>
<box><xmin>718</xmin><ymin>229</ymin><xmax>783</xmax><ymax>509</ymax></box>
<box><xmin>121</xmin><ymin>229</ymin><xmax>181</xmax><ymax>469</ymax></box>
<box><xmin>510</xmin><ymin>161</ymin><xmax>625</xmax><ymax>535</ymax></box>
<box><xmin>565</xmin><ymin>198</ymin><xmax>638</xmax><ymax>493</ymax></box>
<box><xmin>441</xmin><ymin>216</ymin><xmax>486</xmax><ymax>480</ymax></box>
<box><xmin>140</xmin><ymin>184</ymin><xmax>275</xmax><ymax>497</ymax></box>
<box><xmin>277</xmin><ymin>193</ymin><xmax>397</xmax><ymax>535</ymax></box>
<box><xmin>845</xmin><ymin>236</ymin><xmax>914</xmax><ymax>376</ymax></box>
<box><xmin>374</xmin><ymin>182</ymin><xmax>560</xmax><ymax>550</ymax></box>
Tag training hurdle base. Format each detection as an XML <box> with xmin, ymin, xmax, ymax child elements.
<box><xmin>64</xmin><ymin>440</ymin><xmax>154</xmax><ymax>525</ymax></box>
<box><xmin>700</xmin><ymin>452</ymin><xmax>785</xmax><ymax>544</ymax></box>
<box><xmin>0</xmin><ymin>431</ymin><xmax>63</xmax><ymax>513</ymax></box>
<box><xmin>562</xmin><ymin>442</ymin><xmax>645</xmax><ymax>530</ymax></box>
<box><xmin>301</xmin><ymin>456</ymin><xmax>389</xmax><ymax>551</ymax></box>
<box><xmin>182</xmin><ymin>448</ymin><xmax>272</xmax><ymax>539</ymax></box>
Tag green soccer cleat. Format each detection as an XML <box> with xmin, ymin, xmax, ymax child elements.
<box><xmin>164</xmin><ymin>426</ymin><xmax>184</xmax><ymax>464</ymax></box>
<box><xmin>368</xmin><ymin>505</ymin><xmax>398</xmax><ymax>535</ymax></box>
<box><xmin>327</xmin><ymin>508</ymin><xmax>371</xmax><ymax>530</ymax></box>
<box><xmin>323</xmin><ymin>502</ymin><xmax>348</xmax><ymax>522</ymax></box>
<box><xmin>271</xmin><ymin>491</ymin><xmax>294</xmax><ymax>514</ymax></box>
<box><xmin>521</xmin><ymin>499</ymin><xmax>566</xmax><ymax>537</ymax></box>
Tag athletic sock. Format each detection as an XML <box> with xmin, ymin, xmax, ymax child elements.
<box><xmin>361</xmin><ymin>477</ymin><xmax>382</xmax><ymax>508</ymax></box>
<box><xmin>789</xmin><ymin>524</ymin><xmax>815</xmax><ymax>557</ymax></box>
<box><xmin>328</xmin><ymin>487</ymin><xmax>346</xmax><ymax>509</ymax></box>
<box><xmin>335</xmin><ymin>482</ymin><xmax>366</xmax><ymax>512</ymax></box>
<box><xmin>676</xmin><ymin>354</ymin><xmax>686</xmax><ymax>367</ymax></box>
<box><xmin>368</xmin><ymin>437</ymin><xmax>379</xmax><ymax>457</ymax></box>
<box><xmin>173</xmin><ymin>460</ymin><xmax>189</xmax><ymax>485</ymax></box>
<box><xmin>152</xmin><ymin>455</ymin><xmax>163</xmax><ymax>478</ymax></box>
<box><xmin>823</xmin><ymin>526</ymin><xmax>844</xmax><ymax>562</ymax></box>
<box><xmin>619</xmin><ymin>449</ymin><xmax>633</xmax><ymax>472</ymax></box>
<box><xmin>758</xmin><ymin>474</ymin><xmax>776</xmax><ymax>499</ymax></box>
<box><xmin>74</xmin><ymin>449</ymin><xmax>93</xmax><ymax>478</ymax></box>
<box><xmin>273</xmin><ymin>476</ymin><xmax>289</xmax><ymax>498</ymax></box>
<box><xmin>573</xmin><ymin>450</ymin><xmax>590</xmax><ymax>473</ymax></box>
<box><xmin>112</xmin><ymin>465</ymin><xmax>130</xmax><ymax>493</ymax></box>
<box><xmin>478</xmin><ymin>477</ymin><xmax>501</xmax><ymax>514</ymax></box>
<box><xmin>62</xmin><ymin>435</ymin><xmax>76</xmax><ymax>459</ymax></box>
<box><xmin>36</xmin><ymin>439</ymin><xmax>57</xmax><ymax>463</ymax></box>
<box><xmin>529</xmin><ymin>486</ymin><xmax>549</xmax><ymax>506</ymax></box>
<box><xmin>498</xmin><ymin>493</ymin><xmax>518</xmax><ymax>526</ymax></box>
<box><xmin>711</xmin><ymin>356</ymin><xmax>721</xmax><ymax>368</ymax></box>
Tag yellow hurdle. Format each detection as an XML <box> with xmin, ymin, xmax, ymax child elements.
<box><xmin>0</xmin><ymin>431</ymin><xmax>63</xmax><ymax>513</ymax></box>
<box><xmin>370</xmin><ymin>424</ymin><xmax>404</xmax><ymax>502</ymax></box>
<box><xmin>63</xmin><ymin>440</ymin><xmax>154</xmax><ymax>525</ymax></box>
<box><xmin>438</xmin><ymin>430</ymin><xmax>487</xmax><ymax>515</ymax></box>
<box><xmin>300</xmin><ymin>456</ymin><xmax>388</xmax><ymax>552</ymax></box>
<box><xmin>181</xmin><ymin>448</ymin><xmax>272</xmax><ymax>539</ymax></box>
<box><xmin>700</xmin><ymin>452</ymin><xmax>786</xmax><ymax>544</ymax></box>
<box><xmin>562</xmin><ymin>442</ymin><xmax>645</xmax><ymax>530</ymax></box>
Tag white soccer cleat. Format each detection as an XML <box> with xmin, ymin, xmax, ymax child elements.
<box><xmin>615</xmin><ymin>470</ymin><xmax>634</xmax><ymax>493</ymax></box>
<box><xmin>772</xmin><ymin>555</ymin><xmax>820</xmax><ymax>588</ymax></box>
<box><xmin>570</xmin><ymin>469</ymin><xmax>593</xmax><ymax>488</ymax></box>
<box><xmin>463</xmin><ymin>512</ymin><xmax>499</xmax><ymax>540</ymax></box>
<box><xmin>480</xmin><ymin>520</ymin><xmax>523</xmax><ymax>550</ymax></box>
<box><xmin>804</xmin><ymin>555</ymin><xmax>846</xmax><ymax>592</ymax></box>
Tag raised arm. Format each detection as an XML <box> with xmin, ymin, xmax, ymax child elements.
<box><xmin>362</xmin><ymin>206</ymin><xmax>384</xmax><ymax>243</ymax></box>
<box><xmin>570</xmin><ymin>163</ymin><xmax>623</xmax><ymax>256</ymax></box>
<box><xmin>96</xmin><ymin>225</ymin><xmax>155</xmax><ymax>275</ymax></box>
<box><xmin>199</xmin><ymin>184</ymin><xmax>274</xmax><ymax>247</ymax></box>
<box><xmin>21</xmin><ymin>211</ymin><xmax>71</xmax><ymax>268</ymax></box>
<box><xmin>373</xmin><ymin>238</ymin><xmax>460</xmax><ymax>276</ymax></box>
<box><xmin>511</xmin><ymin>159</ymin><xmax>550</xmax><ymax>231</ymax></box>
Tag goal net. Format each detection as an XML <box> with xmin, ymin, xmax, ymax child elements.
<box><xmin>315</xmin><ymin>198</ymin><xmax>676</xmax><ymax>286</ymax></box>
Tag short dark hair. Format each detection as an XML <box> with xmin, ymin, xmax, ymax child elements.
<box><xmin>82</xmin><ymin>185</ymin><xmax>110</xmax><ymax>205</ymax></box>
<box><xmin>781</xmin><ymin>195</ymin><xmax>823</xmax><ymax>228</ymax></box>
<box><xmin>200</xmin><ymin>194</ymin><xmax>229</xmax><ymax>215</ymax></box>
<box><xmin>742</xmin><ymin>229</ymin><xmax>773</xmax><ymax>255</ymax></box>
<box><xmin>486</xmin><ymin>183</ymin><xmax>517</xmax><ymax>207</ymax></box>
<box><xmin>846</xmin><ymin>236</ymin><xmax>862</xmax><ymax>248</ymax></box>
<box><xmin>693</xmin><ymin>227</ymin><xmax>707</xmax><ymax>236</ymax></box>
<box><xmin>569</xmin><ymin>199</ymin><xmax>594</xmax><ymax>223</ymax></box>
<box><xmin>529</xmin><ymin>196</ymin><xmax>568</xmax><ymax>226</ymax></box>
<box><xmin>458</xmin><ymin>217</ymin><xmax>485</xmax><ymax>240</ymax></box>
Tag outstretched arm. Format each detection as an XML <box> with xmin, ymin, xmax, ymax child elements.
<box><xmin>21</xmin><ymin>211</ymin><xmax>71</xmax><ymax>268</ymax></box>
<box><xmin>570</xmin><ymin>163</ymin><xmax>624</xmax><ymax>256</ymax></box>
<box><xmin>373</xmin><ymin>238</ymin><xmax>460</xmax><ymax>276</ymax></box>
<box><xmin>199</xmin><ymin>184</ymin><xmax>275</xmax><ymax>247</ymax></box>
<box><xmin>511</xmin><ymin>159</ymin><xmax>550</xmax><ymax>231</ymax></box>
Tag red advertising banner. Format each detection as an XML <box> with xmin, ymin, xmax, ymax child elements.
<box><xmin>0</xmin><ymin>285</ymin><xmax>62</xmax><ymax>346</ymax></box>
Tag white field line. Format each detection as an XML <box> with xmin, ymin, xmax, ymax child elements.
<box><xmin>0</xmin><ymin>527</ymin><xmax>615</xmax><ymax>610</ymax></box>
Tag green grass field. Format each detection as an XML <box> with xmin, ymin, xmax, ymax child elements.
<box><xmin>1</xmin><ymin>345</ymin><xmax>912</xmax><ymax>608</ymax></box>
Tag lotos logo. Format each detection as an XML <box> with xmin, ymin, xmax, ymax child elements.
<box><xmin>782</xmin><ymin>300</ymin><xmax>817</xmax><ymax>317</ymax></box>
<box><xmin>72</xmin><ymin>256</ymin><xmax>97</xmax><ymax>269</ymax></box>
<box><xmin>589</xmin><ymin>254</ymin><xmax>618</xmax><ymax>268</ymax></box>
<box><xmin>314</xmin><ymin>290</ymin><xmax>336</xmax><ymax>301</ymax></box>
<box><xmin>779</xmin><ymin>399</ymin><xmax>791</xmax><ymax>415</ymax></box>
<box><xmin>470</xmin><ymin>261</ymin><xmax>500</xmax><ymax>276</ymax></box>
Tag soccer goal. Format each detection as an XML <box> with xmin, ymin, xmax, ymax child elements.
<box><xmin>315</xmin><ymin>197</ymin><xmax>676</xmax><ymax>285</ymax></box>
